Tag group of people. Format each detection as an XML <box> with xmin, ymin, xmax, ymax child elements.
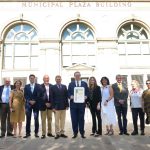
<box><xmin>0</xmin><ymin>72</ymin><xmax>150</xmax><ymax>139</ymax></box>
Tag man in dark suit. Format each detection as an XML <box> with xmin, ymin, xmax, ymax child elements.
<box><xmin>68</xmin><ymin>71</ymin><xmax>89</xmax><ymax>138</ymax></box>
<box><xmin>39</xmin><ymin>75</ymin><xmax>54</xmax><ymax>139</ymax></box>
<box><xmin>0</xmin><ymin>78</ymin><xmax>14</xmax><ymax>138</ymax></box>
<box><xmin>51</xmin><ymin>75</ymin><xmax>69</xmax><ymax>139</ymax></box>
<box><xmin>23</xmin><ymin>74</ymin><xmax>43</xmax><ymax>138</ymax></box>
<box><xmin>112</xmin><ymin>74</ymin><xmax>129</xmax><ymax>135</ymax></box>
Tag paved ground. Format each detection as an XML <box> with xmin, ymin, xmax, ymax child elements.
<box><xmin>0</xmin><ymin>108</ymin><xmax>150</xmax><ymax>150</ymax></box>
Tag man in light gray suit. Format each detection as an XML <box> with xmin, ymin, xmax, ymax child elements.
<box><xmin>112</xmin><ymin>75</ymin><xmax>129</xmax><ymax>135</ymax></box>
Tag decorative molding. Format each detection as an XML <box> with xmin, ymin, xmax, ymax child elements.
<box><xmin>0</xmin><ymin>0</ymin><xmax>149</xmax><ymax>2</ymax></box>
<box><xmin>65</xmin><ymin>63</ymin><xmax>95</xmax><ymax>71</ymax></box>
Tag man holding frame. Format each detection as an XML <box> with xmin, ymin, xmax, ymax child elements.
<box><xmin>68</xmin><ymin>71</ymin><xmax>89</xmax><ymax>138</ymax></box>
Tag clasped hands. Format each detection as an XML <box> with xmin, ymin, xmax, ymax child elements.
<box><xmin>29</xmin><ymin>100</ymin><xmax>36</xmax><ymax>105</ymax></box>
<box><xmin>119</xmin><ymin>99</ymin><xmax>125</xmax><ymax>104</ymax></box>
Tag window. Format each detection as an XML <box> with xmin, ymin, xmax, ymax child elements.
<box><xmin>122</xmin><ymin>75</ymin><xmax>128</xmax><ymax>86</ymax></box>
<box><xmin>118</xmin><ymin>23</ymin><xmax>150</xmax><ymax>67</ymax></box>
<box><xmin>147</xmin><ymin>74</ymin><xmax>150</xmax><ymax>80</ymax></box>
<box><xmin>61</xmin><ymin>23</ymin><xmax>95</xmax><ymax>67</ymax></box>
<box><xmin>3</xmin><ymin>24</ymin><xmax>39</xmax><ymax>69</ymax></box>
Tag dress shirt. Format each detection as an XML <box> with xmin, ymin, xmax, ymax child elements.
<box><xmin>1</xmin><ymin>85</ymin><xmax>11</xmax><ymax>103</ymax></box>
<box><xmin>75</xmin><ymin>80</ymin><xmax>81</xmax><ymax>87</ymax></box>
<box><xmin>45</xmin><ymin>84</ymin><xmax>49</xmax><ymax>99</ymax></box>
<box><xmin>30</xmin><ymin>83</ymin><xmax>35</xmax><ymax>93</ymax></box>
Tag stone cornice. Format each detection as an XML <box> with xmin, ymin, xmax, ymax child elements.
<box><xmin>0</xmin><ymin>0</ymin><xmax>149</xmax><ymax>2</ymax></box>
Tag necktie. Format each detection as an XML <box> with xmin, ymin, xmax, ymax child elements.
<box><xmin>77</xmin><ymin>81</ymin><xmax>79</xmax><ymax>87</ymax></box>
<box><xmin>31</xmin><ymin>85</ymin><xmax>34</xmax><ymax>93</ymax></box>
<box><xmin>6</xmin><ymin>87</ymin><xmax>9</xmax><ymax>103</ymax></box>
<box><xmin>118</xmin><ymin>83</ymin><xmax>122</xmax><ymax>92</ymax></box>
<box><xmin>58</xmin><ymin>84</ymin><xmax>61</xmax><ymax>89</ymax></box>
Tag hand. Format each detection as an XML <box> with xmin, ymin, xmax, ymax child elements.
<box><xmin>66</xmin><ymin>107</ymin><xmax>69</xmax><ymax>110</ymax></box>
<box><xmin>52</xmin><ymin>109</ymin><xmax>56</xmax><ymax>112</ymax></box>
<box><xmin>104</xmin><ymin>101</ymin><xmax>108</xmax><ymax>106</ymax></box>
<box><xmin>10</xmin><ymin>108</ymin><xmax>15</xmax><ymax>112</ymax></box>
<box><xmin>29</xmin><ymin>100</ymin><xmax>36</xmax><ymax>105</ymax></box>
<box><xmin>97</xmin><ymin>103</ymin><xmax>101</xmax><ymax>110</ymax></box>
<box><xmin>70</xmin><ymin>95</ymin><xmax>74</xmax><ymax>99</ymax></box>
<box><xmin>119</xmin><ymin>100</ymin><xmax>124</xmax><ymax>104</ymax></box>
<box><xmin>46</xmin><ymin>103</ymin><xmax>51</xmax><ymax>108</ymax></box>
<box><xmin>84</xmin><ymin>96</ymin><xmax>87</xmax><ymax>100</ymax></box>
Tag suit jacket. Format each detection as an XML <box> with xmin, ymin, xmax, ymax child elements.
<box><xmin>112</xmin><ymin>82</ymin><xmax>129</xmax><ymax>107</ymax></box>
<box><xmin>24</xmin><ymin>83</ymin><xmax>43</xmax><ymax>110</ymax></box>
<box><xmin>39</xmin><ymin>83</ymin><xmax>53</xmax><ymax>111</ymax></box>
<box><xmin>51</xmin><ymin>84</ymin><xmax>69</xmax><ymax>110</ymax></box>
<box><xmin>68</xmin><ymin>81</ymin><xmax>89</xmax><ymax>108</ymax></box>
<box><xmin>87</xmin><ymin>86</ymin><xmax>102</xmax><ymax>108</ymax></box>
<box><xmin>0</xmin><ymin>85</ymin><xmax>14</xmax><ymax>103</ymax></box>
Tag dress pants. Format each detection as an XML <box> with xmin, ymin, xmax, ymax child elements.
<box><xmin>90</xmin><ymin>106</ymin><xmax>102</xmax><ymax>134</ymax></box>
<box><xmin>1</xmin><ymin>103</ymin><xmax>13</xmax><ymax>135</ymax></box>
<box><xmin>41</xmin><ymin>109</ymin><xmax>53</xmax><ymax>135</ymax></box>
<box><xmin>54</xmin><ymin>110</ymin><xmax>66</xmax><ymax>135</ymax></box>
<box><xmin>131</xmin><ymin>108</ymin><xmax>145</xmax><ymax>132</ymax></box>
<box><xmin>70</xmin><ymin>104</ymin><xmax>85</xmax><ymax>135</ymax></box>
<box><xmin>26</xmin><ymin>106</ymin><xmax>39</xmax><ymax>135</ymax></box>
<box><xmin>115</xmin><ymin>106</ymin><xmax>128</xmax><ymax>133</ymax></box>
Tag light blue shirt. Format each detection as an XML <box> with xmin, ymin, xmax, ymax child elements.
<box><xmin>1</xmin><ymin>86</ymin><xmax>11</xmax><ymax>103</ymax></box>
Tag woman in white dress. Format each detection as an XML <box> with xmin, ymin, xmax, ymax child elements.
<box><xmin>98</xmin><ymin>77</ymin><xmax>116</xmax><ymax>135</ymax></box>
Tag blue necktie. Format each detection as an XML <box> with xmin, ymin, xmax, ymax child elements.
<box><xmin>6</xmin><ymin>87</ymin><xmax>9</xmax><ymax>103</ymax></box>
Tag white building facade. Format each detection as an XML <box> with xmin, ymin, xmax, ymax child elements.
<box><xmin>0</xmin><ymin>1</ymin><xmax>150</xmax><ymax>89</ymax></box>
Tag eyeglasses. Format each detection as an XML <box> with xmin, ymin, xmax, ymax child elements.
<box><xmin>146</xmin><ymin>82</ymin><xmax>150</xmax><ymax>85</ymax></box>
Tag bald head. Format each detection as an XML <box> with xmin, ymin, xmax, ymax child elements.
<box><xmin>43</xmin><ymin>75</ymin><xmax>50</xmax><ymax>85</ymax></box>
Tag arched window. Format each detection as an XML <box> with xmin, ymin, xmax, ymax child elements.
<box><xmin>3</xmin><ymin>24</ymin><xmax>39</xmax><ymax>69</ymax></box>
<box><xmin>61</xmin><ymin>23</ymin><xmax>95</xmax><ymax>67</ymax></box>
<box><xmin>118</xmin><ymin>23</ymin><xmax>150</xmax><ymax>67</ymax></box>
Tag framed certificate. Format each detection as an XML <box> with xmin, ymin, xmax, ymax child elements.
<box><xmin>74</xmin><ymin>87</ymin><xmax>85</xmax><ymax>103</ymax></box>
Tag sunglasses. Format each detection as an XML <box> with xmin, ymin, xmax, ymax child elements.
<box><xmin>146</xmin><ymin>82</ymin><xmax>150</xmax><ymax>85</ymax></box>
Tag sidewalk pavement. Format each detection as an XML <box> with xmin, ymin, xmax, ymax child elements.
<box><xmin>0</xmin><ymin>108</ymin><xmax>150</xmax><ymax>150</ymax></box>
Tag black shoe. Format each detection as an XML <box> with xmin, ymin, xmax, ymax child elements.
<box><xmin>7</xmin><ymin>133</ymin><xmax>14</xmax><ymax>136</ymax></box>
<box><xmin>47</xmin><ymin>133</ymin><xmax>55</xmax><ymax>137</ymax></box>
<box><xmin>23</xmin><ymin>134</ymin><xmax>31</xmax><ymax>138</ymax></box>
<box><xmin>124</xmin><ymin>132</ymin><xmax>130</xmax><ymax>136</ymax></box>
<box><xmin>41</xmin><ymin>135</ymin><xmax>46</xmax><ymax>139</ymax></box>
<box><xmin>72</xmin><ymin>134</ymin><xmax>77</xmax><ymax>139</ymax></box>
<box><xmin>60</xmin><ymin>134</ymin><xmax>68</xmax><ymax>138</ymax></box>
<box><xmin>94</xmin><ymin>133</ymin><xmax>100</xmax><ymax>137</ymax></box>
<box><xmin>141</xmin><ymin>131</ymin><xmax>145</xmax><ymax>136</ymax></box>
<box><xmin>90</xmin><ymin>133</ymin><xmax>95</xmax><ymax>136</ymax></box>
<box><xmin>0</xmin><ymin>135</ymin><xmax>5</xmax><ymax>138</ymax></box>
<box><xmin>35</xmin><ymin>134</ymin><xmax>39</xmax><ymax>138</ymax></box>
<box><xmin>81</xmin><ymin>135</ymin><xmax>86</xmax><ymax>138</ymax></box>
<box><xmin>119</xmin><ymin>132</ymin><xmax>123</xmax><ymax>135</ymax></box>
<box><xmin>131</xmin><ymin>131</ymin><xmax>138</xmax><ymax>135</ymax></box>
<box><xmin>55</xmin><ymin>135</ymin><xmax>60</xmax><ymax>139</ymax></box>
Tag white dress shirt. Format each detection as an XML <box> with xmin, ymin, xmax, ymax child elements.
<box><xmin>75</xmin><ymin>80</ymin><xmax>81</xmax><ymax>87</ymax></box>
<box><xmin>30</xmin><ymin>83</ymin><xmax>35</xmax><ymax>93</ymax></box>
<box><xmin>45</xmin><ymin>84</ymin><xmax>49</xmax><ymax>99</ymax></box>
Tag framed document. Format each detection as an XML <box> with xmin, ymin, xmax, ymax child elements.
<box><xmin>74</xmin><ymin>87</ymin><xmax>85</xmax><ymax>103</ymax></box>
